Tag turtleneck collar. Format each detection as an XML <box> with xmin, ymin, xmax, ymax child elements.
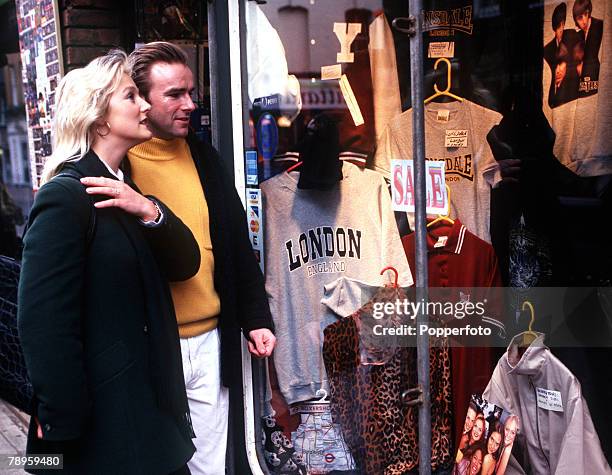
<box><xmin>129</xmin><ymin>137</ymin><xmax>186</xmax><ymax>161</ymax></box>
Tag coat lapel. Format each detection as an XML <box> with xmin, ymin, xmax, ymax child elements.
<box><xmin>65</xmin><ymin>150</ymin><xmax>152</xmax><ymax>268</ymax></box>
<box><xmin>69</xmin><ymin>150</ymin><xmax>118</xmax><ymax>180</ymax></box>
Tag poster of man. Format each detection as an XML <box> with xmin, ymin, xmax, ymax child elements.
<box><xmin>574</xmin><ymin>0</ymin><xmax>604</xmax><ymax>95</ymax></box>
<box><xmin>544</xmin><ymin>1</ymin><xmax>603</xmax><ymax>108</ymax></box>
<box><xmin>453</xmin><ymin>395</ymin><xmax>519</xmax><ymax>475</ymax></box>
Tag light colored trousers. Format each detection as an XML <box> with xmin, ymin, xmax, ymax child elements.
<box><xmin>180</xmin><ymin>328</ymin><xmax>229</xmax><ymax>475</ymax></box>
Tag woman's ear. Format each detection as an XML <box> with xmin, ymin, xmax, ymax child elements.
<box><xmin>95</xmin><ymin>120</ymin><xmax>111</xmax><ymax>137</ymax></box>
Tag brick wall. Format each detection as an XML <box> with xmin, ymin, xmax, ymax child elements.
<box><xmin>60</xmin><ymin>0</ymin><xmax>127</xmax><ymax>71</ymax></box>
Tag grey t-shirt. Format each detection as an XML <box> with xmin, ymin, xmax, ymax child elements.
<box><xmin>542</xmin><ymin>0</ymin><xmax>612</xmax><ymax>177</ymax></box>
<box><xmin>262</xmin><ymin>162</ymin><xmax>413</xmax><ymax>405</ymax></box>
<box><xmin>373</xmin><ymin>99</ymin><xmax>502</xmax><ymax>243</ymax></box>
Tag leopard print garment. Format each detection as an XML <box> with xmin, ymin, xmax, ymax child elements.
<box><xmin>322</xmin><ymin>290</ymin><xmax>453</xmax><ymax>474</ymax></box>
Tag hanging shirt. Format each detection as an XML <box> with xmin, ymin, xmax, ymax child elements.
<box><xmin>401</xmin><ymin>219</ymin><xmax>503</xmax><ymax>448</ymax></box>
<box><xmin>262</xmin><ymin>162</ymin><xmax>412</xmax><ymax>405</ymax></box>
<box><xmin>246</xmin><ymin>2</ymin><xmax>299</xmax><ymax>110</ymax></box>
<box><xmin>273</xmin><ymin>151</ymin><xmax>368</xmax><ymax>172</ymax></box>
<box><xmin>290</xmin><ymin>401</ymin><xmax>356</xmax><ymax>473</ymax></box>
<box><xmin>339</xmin><ymin>8</ymin><xmax>377</xmax><ymax>157</ymax></box>
<box><xmin>402</xmin><ymin>219</ymin><xmax>502</xmax><ymax>288</ymax></box>
<box><xmin>322</xmin><ymin>282</ymin><xmax>453</xmax><ymax>474</ymax></box>
<box><xmin>369</xmin><ymin>13</ymin><xmax>402</xmax><ymax>141</ymax></box>
<box><xmin>542</xmin><ymin>0</ymin><xmax>612</xmax><ymax>177</ymax></box>
<box><xmin>483</xmin><ymin>333</ymin><xmax>611</xmax><ymax>474</ymax></box>
<box><xmin>373</xmin><ymin>99</ymin><xmax>502</xmax><ymax>243</ymax></box>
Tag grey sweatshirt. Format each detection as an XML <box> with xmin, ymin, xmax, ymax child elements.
<box><xmin>261</xmin><ymin>163</ymin><xmax>412</xmax><ymax>405</ymax></box>
<box><xmin>373</xmin><ymin>99</ymin><xmax>501</xmax><ymax>243</ymax></box>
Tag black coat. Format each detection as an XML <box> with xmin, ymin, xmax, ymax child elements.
<box><xmin>18</xmin><ymin>151</ymin><xmax>200</xmax><ymax>474</ymax></box>
<box><xmin>174</xmin><ymin>134</ymin><xmax>274</xmax><ymax>387</ymax></box>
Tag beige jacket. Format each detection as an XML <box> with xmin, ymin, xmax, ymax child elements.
<box><xmin>483</xmin><ymin>333</ymin><xmax>611</xmax><ymax>474</ymax></box>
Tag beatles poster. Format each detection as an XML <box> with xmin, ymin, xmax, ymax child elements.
<box><xmin>15</xmin><ymin>0</ymin><xmax>64</xmax><ymax>190</ymax></box>
<box><xmin>543</xmin><ymin>0</ymin><xmax>612</xmax><ymax>177</ymax></box>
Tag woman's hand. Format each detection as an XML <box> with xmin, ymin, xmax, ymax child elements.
<box><xmin>80</xmin><ymin>176</ymin><xmax>158</xmax><ymax>221</ymax></box>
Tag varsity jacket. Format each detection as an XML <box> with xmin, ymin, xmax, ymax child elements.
<box><xmin>402</xmin><ymin>219</ymin><xmax>504</xmax><ymax>448</ymax></box>
<box><xmin>483</xmin><ymin>333</ymin><xmax>611</xmax><ymax>474</ymax></box>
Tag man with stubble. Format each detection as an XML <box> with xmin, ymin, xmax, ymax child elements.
<box><xmin>127</xmin><ymin>42</ymin><xmax>276</xmax><ymax>474</ymax></box>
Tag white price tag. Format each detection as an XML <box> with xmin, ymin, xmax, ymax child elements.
<box><xmin>437</xmin><ymin>110</ymin><xmax>450</xmax><ymax>122</ymax></box>
<box><xmin>428</xmin><ymin>41</ymin><xmax>455</xmax><ymax>58</ymax></box>
<box><xmin>339</xmin><ymin>75</ymin><xmax>364</xmax><ymax>126</ymax></box>
<box><xmin>434</xmin><ymin>236</ymin><xmax>448</xmax><ymax>248</ymax></box>
<box><xmin>536</xmin><ymin>387</ymin><xmax>564</xmax><ymax>412</ymax></box>
<box><xmin>445</xmin><ymin>130</ymin><xmax>468</xmax><ymax>148</ymax></box>
<box><xmin>321</xmin><ymin>64</ymin><xmax>342</xmax><ymax>80</ymax></box>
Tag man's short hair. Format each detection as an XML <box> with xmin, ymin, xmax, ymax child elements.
<box><xmin>556</xmin><ymin>42</ymin><xmax>570</xmax><ymax>63</ymax></box>
<box><xmin>128</xmin><ymin>42</ymin><xmax>188</xmax><ymax>100</ymax></box>
<box><xmin>572</xmin><ymin>39</ymin><xmax>585</xmax><ymax>62</ymax></box>
<box><xmin>572</xmin><ymin>0</ymin><xmax>592</xmax><ymax>21</ymax></box>
<box><xmin>552</xmin><ymin>3</ymin><xmax>567</xmax><ymax>30</ymax></box>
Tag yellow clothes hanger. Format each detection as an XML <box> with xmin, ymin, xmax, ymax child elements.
<box><xmin>424</xmin><ymin>58</ymin><xmax>464</xmax><ymax>104</ymax></box>
<box><xmin>427</xmin><ymin>184</ymin><xmax>454</xmax><ymax>228</ymax></box>
<box><xmin>520</xmin><ymin>301</ymin><xmax>538</xmax><ymax>347</ymax></box>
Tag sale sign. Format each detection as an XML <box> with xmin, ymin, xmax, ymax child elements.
<box><xmin>390</xmin><ymin>159</ymin><xmax>448</xmax><ymax>215</ymax></box>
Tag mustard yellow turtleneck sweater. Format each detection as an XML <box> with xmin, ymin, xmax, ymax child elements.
<box><xmin>128</xmin><ymin>137</ymin><xmax>220</xmax><ymax>338</ymax></box>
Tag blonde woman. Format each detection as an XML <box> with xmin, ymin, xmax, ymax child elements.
<box><xmin>494</xmin><ymin>415</ymin><xmax>520</xmax><ymax>475</ymax></box>
<box><xmin>18</xmin><ymin>50</ymin><xmax>199</xmax><ymax>474</ymax></box>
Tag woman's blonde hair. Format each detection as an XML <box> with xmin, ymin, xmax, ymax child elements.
<box><xmin>41</xmin><ymin>49</ymin><xmax>130</xmax><ymax>184</ymax></box>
